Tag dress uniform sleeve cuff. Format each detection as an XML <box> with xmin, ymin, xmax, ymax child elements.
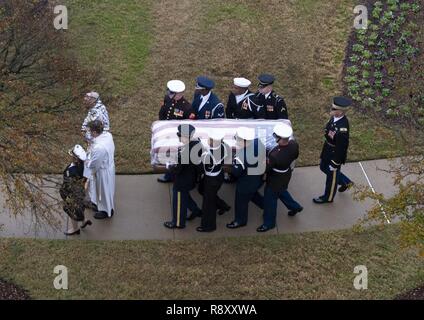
<box><xmin>330</xmin><ymin>160</ymin><xmax>340</xmax><ymax>167</ymax></box>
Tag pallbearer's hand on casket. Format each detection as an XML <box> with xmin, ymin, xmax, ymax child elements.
<box><xmin>166</xmin><ymin>162</ymin><xmax>177</xmax><ymax>171</ymax></box>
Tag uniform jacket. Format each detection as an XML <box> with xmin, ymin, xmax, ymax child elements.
<box><xmin>225</xmin><ymin>91</ymin><xmax>256</xmax><ymax>119</ymax></box>
<box><xmin>232</xmin><ymin>139</ymin><xmax>265</xmax><ymax>194</ymax></box>
<box><xmin>171</xmin><ymin>139</ymin><xmax>203</xmax><ymax>191</ymax></box>
<box><xmin>251</xmin><ymin>91</ymin><xmax>289</xmax><ymax>119</ymax></box>
<box><xmin>320</xmin><ymin>116</ymin><xmax>350</xmax><ymax>168</ymax></box>
<box><xmin>159</xmin><ymin>96</ymin><xmax>195</xmax><ymax>120</ymax></box>
<box><xmin>192</xmin><ymin>92</ymin><xmax>225</xmax><ymax>119</ymax></box>
<box><xmin>266</xmin><ymin>140</ymin><xmax>299</xmax><ymax>192</ymax></box>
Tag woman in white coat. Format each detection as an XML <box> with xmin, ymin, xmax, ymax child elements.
<box><xmin>85</xmin><ymin>120</ymin><xmax>116</xmax><ymax>219</ymax></box>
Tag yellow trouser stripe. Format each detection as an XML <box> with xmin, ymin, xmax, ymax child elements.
<box><xmin>177</xmin><ymin>192</ymin><xmax>181</xmax><ymax>227</ymax></box>
<box><xmin>329</xmin><ymin>170</ymin><xmax>337</xmax><ymax>201</ymax></box>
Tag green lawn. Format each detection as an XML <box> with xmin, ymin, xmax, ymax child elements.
<box><xmin>66</xmin><ymin>0</ymin><xmax>152</xmax><ymax>96</ymax></box>
<box><xmin>0</xmin><ymin>225</ymin><xmax>422</xmax><ymax>299</ymax></box>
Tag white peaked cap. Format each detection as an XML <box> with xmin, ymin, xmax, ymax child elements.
<box><xmin>233</xmin><ymin>77</ymin><xmax>251</xmax><ymax>88</ymax></box>
<box><xmin>236</xmin><ymin>127</ymin><xmax>255</xmax><ymax>141</ymax></box>
<box><xmin>273</xmin><ymin>123</ymin><xmax>293</xmax><ymax>139</ymax></box>
<box><xmin>86</xmin><ymin>91</ymin><xmax>99</xmax><ymax>99</ymax></box>
<box><xmin>208</xmin><ymin>129</ymin><xmax>225</xmax><ymax>141</ymax></box>
<box><xmin>167</xmin><ymin>80</ymin><xmax>186</xmax><ymax>93</ymax></box>
<box><xmin>69</xmin><ymin>144</ymin><xmax>87</xmax><ymax>161</ymax></box>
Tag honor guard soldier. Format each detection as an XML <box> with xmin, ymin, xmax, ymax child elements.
<box><xmin>313</xmin><ymin>97</ymin><xmax>354</xmax><ymax>204</ymax></box>
<box><xmin>192</xmin><ymin>76</ymin><xmax>225</xmax><ymax>119</ymax></box>
<box><xmin>158</xmin><ymin>80</ymin><xmax>196</xmax><ymax>183</ymax></box>
<box><xmin>257</xmin><ymin>124</ymin><xmax>303</xmax><ymax>232</ymax></box>
<box><xmin>226</xmin><ymin>127</ymin><xmax>265</xmax><ymax>229</ymax></box>
<box><xmin>164</xmin><ymin>124</ymin><xmax>203</xmax><ymax>229</ymax></box>
<box><xmin>225</xmin><ymin>78</ymin><xmax>256</xmax><ymax>119</ymax></box>
<box><xmin>252</xmin><ymin>74</ymin><xmax>289</xmax><ymax>120</ymax></box>
<box><xmin>159</xmin><ymin>80</ymin><xmax>196</xmax><ymax>121</ymax></box>
<box><xmin>197</xmin><ymin>130</ymin><xmax>231</xmax><ymax>232</ymax></box>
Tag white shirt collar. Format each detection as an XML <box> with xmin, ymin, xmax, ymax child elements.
<box><xmin>333</xmin><ymin>115</ymin><xmax>344</xmax><ymax>123</ymax></box>
<box><xmin>235</xmin><ymin>90</ymin><xmax>249</xmax><ymax>104</ymax></box>
<box><xmin>264</xmin><ymin>91</ymin><xmax>272</xmax><ymax>99</ymax></box>
<box><xmin>198</xmin><ymin>91</ymin><xmax>211</xmax><ymax>111</ymax></box>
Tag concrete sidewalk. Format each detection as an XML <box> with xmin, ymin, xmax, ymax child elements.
<box><xmin>0</xmin><ymin>159</ymin><xmax>397</xmax><ymax>241</ymax></box>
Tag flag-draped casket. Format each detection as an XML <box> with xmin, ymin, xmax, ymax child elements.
<box><xmin>151</xmin><ymin>119</ymin><xmax>293</xmax><ymax>170</ymax></box>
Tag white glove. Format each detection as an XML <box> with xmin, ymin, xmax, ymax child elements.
<box><xmin>329</xmin><ymin>165</ymin><xmax>338</xmax><ymax>171</ymax></box>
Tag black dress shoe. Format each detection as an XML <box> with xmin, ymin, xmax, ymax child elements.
<box><xmin>81</xmin><ymin>220</ymin><xmax>92</xmax><ymax>229</ymax></box>
<box><xmin>338</xmin><ymin>182</ymin><xmax>354</xmax><ymax>193</ymax></box>
<box><xmin>313</xmin><ymin>197</ymin><xmax>333</xmax><ymax>204</ymax></box>
<box><xmin>64</xmin><ymin>229</ymin><xmax>80</xmax><ymax>236</ymax></box>
<box><xmin>94</xmin><ymin>211</ymin><xmax>109</xmax><ymax>219</ymax></box>
<box><xmin>217</xmin><ymin>206</ymin><xmax>231</xmax><ymax>216</ymax></box>
<box><xmin>187</xmin><ymin>210</ymin><xmax>202</xmax><ymax>221</ymax></box>
<box><xmin>256</xmin><ymin>225</ymin><xmax>274</xmax><ymax>233</ymax></box>
<box><xmin>157</xmin><ymin>176</ymin><xmax>172</xmax><ymax>183</ymax></box>
<box><xmin>288</xmin><ymin>207</ymin><xmax>303</xmax><ymax>217</ymax></box>
<box><xmin>226</xmin><ymin>221</ymin><xmax>246</xmax><ymax>229</ymax></box>
<box><xmin>164</xmin><ymin>221</ymin><xmax>185</xmax><ymax>229</ymax></box>
<box><xmin>196</xmin><ymin>226</ymin><xmax>215</xmax><ymax>232</ymax></box>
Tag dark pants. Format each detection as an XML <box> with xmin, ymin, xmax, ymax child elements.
<box><xmin>263</xmin><ymin>186</ymin><xmax>302</xmax><ymax>228</ymax></box>
<box><xmin>161</xmin><ymin>171</ymin><xmax>174</xmax><ymax>182</ymax></box>
<box><xmin>319</xmin><ymin>159</ymin><xmax>352</xmax><ymax>202</ymax></box>
<box><xmin>234</xmin><ymin>183</ymin><xmax>264</xmax><ymax>225</ymax></box>
<box><xmin>198</xmin><ymin>175</ymin><xmax>224</xmax><ymax>231</ymax></box>
<box><xmin>172</xmin><ymin>186</ymin><xmax>200</xmax><ymax>228</ymax></box>
<box><xmin>198</xmin><ymin>175</ymin><xmax>229</xmax><ymax>212</ymax></box>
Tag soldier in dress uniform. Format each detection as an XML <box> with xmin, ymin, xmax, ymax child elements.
<box><xmin>192</xmin><ymin>76</ymin><xmax>225</xmax><ymax>119</ymax></box>
<box><xmin>226</xmin><ymin>127</ymin><xmax>265</xmax><ymax>229</ymax></box>
<box><xmin>225</xmin><ymin>78</ymin><xmax>256</xmax><ymax>119</ymax></box>
<box><xmin>313</xmin><ymin>97</ymin><xmax>354</xmax><ymax>204</ymax></box>
<box><xmin>257</xmin><ymin>124</ymin><xmax>303</xmax><ymax>232</ymax></box>
<box><xmin>197</xmin><ymin>130</ymin><xmax>231</xmax><ymax>232</ymax></box>
<box><xmin>163</xmin><ymin>124</ymin><xmax>203</xmax><ymax>229</ymax></box>
<box><xmin>159</xmin><ymin>80</ymin><xmax>196</xmax><ymax>121</ymax></box>
<box><xmin>251</xmin><ymin>74</ymin><xmax>289</xmax><ymax>120</ymax></box>
<box><xmin>158</xmin><ymin>80</ymin><xmax>196</xmax><ymax>183</ymax></box>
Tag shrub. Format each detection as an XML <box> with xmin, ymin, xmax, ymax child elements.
<box><xmin>374</xmin><ymin>71</ymin><xmax>383</xmax><ymax>79</ymax></box>
<box><xmin>363</xmin><ymin>88</ymin><xmax>375</xmax><ymax>96</ymax></box>
<box><xmin>362</xmin><ymin>70</ymin><xmax>370</xmax><ymax>78</ymax></box>
<box><xmin>362</xmin><ymin>50</ymin><xmax>372</xmax><ymax>59</ymax></box>
<box><xmin>361</xmin><ymin>60</ymin><xmax>371</xmax><ymax>68</ymax></box>
<box><xmin>360</xmin><ymin>79</ymin><xmax>370</xmax><ymax>87</ymax></box>
<box><xmin>350</xmin><ymin>54</ymin><xmax>360</xmax><ymax>63</ymax></box>
<box><xmin>345</xmin><ymin>75</ymin><xmax>358</xmax><ymax>83</ymax></box>
<box><xmin>411</xmin><ymin>3</ymin><xmax>420</xmax><ymax>13</ymax></box>
<box><xmin>353</xmin><ymin>44</ymin><xmax>365</xmax><ymax>53</ymax></box>
<box><xmin>382</xmin><ymin>88</ymin><xmax>391</xmax><ymax>97</ymax></box>
<box><xmin>400</xmin><ymin>3</ymin><xmax>411</xmax><ymax>11</ymax></box>
<box><xmin>347</xmin><ymin>66</ymin><xmax>360</xmax><ymax>75</ymax></box>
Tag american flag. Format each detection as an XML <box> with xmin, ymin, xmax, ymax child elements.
<box><xmin>151</xmin><ymin>119</ymin><xmax>293</xmax><ymax>167</ymax></box>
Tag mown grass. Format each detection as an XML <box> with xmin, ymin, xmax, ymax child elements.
<box><xmin>65</xmin><ymin>0</ymin><xmax>152</xmax><ymax>96</ymax></box>
<box><xmin>60</xmin><ymin>0</ymin><xmax>421</xmax><ymax>173</ymax></box>
<box><xmin>0</xmin><ymin>225</ymin><xmax>422</xmax><ymax>299</ymax></box>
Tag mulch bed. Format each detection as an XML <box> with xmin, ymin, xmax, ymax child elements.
<box><xmin>0</xmin><ymin>279</ymin><xmax>31</xmax><ymax>300</ymax></box>
<box><xmin>395</xmin><ymin>284</ymin><xmax>424</xmax><ymax>300</ymax></box>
